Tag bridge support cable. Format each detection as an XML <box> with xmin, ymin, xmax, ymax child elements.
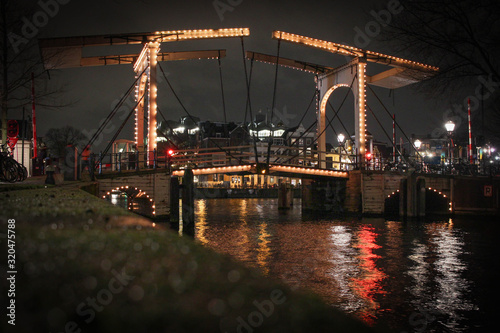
<box><xmin>283</xmin><ymin>75</ymin><xmax>357</xmax><ymax>165</ymax></box>
<box><xmin>324</xmin><ymin>113</ymin><xmax>354</xmax><ymax>164</ymax></box>
<box><xmin>226</xmin><ymin>54</ymin><xmax>258</xmax><ymax>142</ymax></box>
<box><xmin>98</xmin><ymin>93</ymin><xmax>146</xmax><ymax>165</ymax></box>
<box><xmin>327</xmin><ymin>101</ymin><xmax>351</xmax><ymax>139</ymax></box>
<box><xmin>280</xmin><ymin>120</ymin><xmax>317</xmax><ymax>164</ymax></box>
<box><xmin>366</xmin><ymin>104</ymin><xmax>406</xmax><ymax>164</ymax></box>
<box><xmin>243</xmin><ymin>58</ymin><xmax>254</xmax><ymax>125</ymax></box>
<box><xmin>240</xmin><ymin>37</ymin><xmax>260</xmax><ymax>164</ymax></box>
<box><xmin>367</xmin><ymin>84</ymin><xmax>423</xmax><ymax>160</ymax></box>
<box><xmin>232</xmin><ymin>55</ymin><xmax>256</xmax><ymax>140</ymax></box>
<box><xmin>157</xmin><ymin>62</ymin><xmax>241</xmax><ymax>162</ymax></box>
<box><xmin>217</xmin><ymin>50</ymin><xmax>227</xmax><ymax>123</ymax></box>
<box><xmin>324</xmin><ymin>101</ymin><xmax>355</xmax><ymax>164</ymax></box>
<box><xmin>281</xmin><ymin>74</ymin><xmax>357</xmax><ymax>166</ymax></box>
<box><xmin>266</xmin><ymin>38</ymin><xmax>282</xmax><ymax>166</ymax></box>
<box><xmin>81</xmin><ymin>66</ymin><xmax>148</xmax><ymax>157</ymax></box>
<box><xmin>156</xmin><ymin>106</ymin><xmax>180</xmax><ymax>150</ymax></box>
<box><xmin>271</xmin><ymin>89</ymin><xmax>317</xmax><ymax>161</ymax></box>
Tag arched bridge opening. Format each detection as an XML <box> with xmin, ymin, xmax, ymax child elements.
<box><xmin>425</xmin><ymin>187</ymin><xmax>452</xmax><ymax>215</ymax></box>
<box><xmin>102</xmin><ymin>186</ymin><xmax>155</xmax><ymax>218</ymax></box>
<box><xmin>384</xmin><ymin>185</ymin><xmax>451</xmax><ymax>217</ymax></box>
<box><xmin>384</xmin><ymin>189</ymin><xmax>401</xmax><ymax>217</ymax></box>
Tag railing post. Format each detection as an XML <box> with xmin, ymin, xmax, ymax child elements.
<box><xmin>135</xmin><ymin>151</ymin><xmax>139</xmax><ymax>171</ymax></box>
<box><xmin>153</xmin><ymin>149</ymin><xmax>157</xmax><ymax>169</ymax></box>
<box><xmin>98</xmin><ymin>152</ymin><xmax>102</xmax><ymax>175</ymax></box>
<box><xmin>89</xmin><ymin>153</ymin><xmax>95</xmax><ymax>180</ymax></box>
<box><xmin>182</xmin><ymin>169</ymin><xmax>195</xmax><ymax>236</ymax></box>
<box><xmin>117</xmin><ymin>152</ymin><xmax>121</xmax><ymax>172</ymax></box>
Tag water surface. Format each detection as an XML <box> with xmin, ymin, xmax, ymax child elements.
<box><xmin>193</xmin><ymin>198</ymin><xmax>499</xmax><ymax>332</ymax></box>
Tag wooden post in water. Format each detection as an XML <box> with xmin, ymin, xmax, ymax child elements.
<box><xmin>417</xmin><ymin>178</ymin><xmax>426</xmax><ymax>218</ymax></box>
<box><xmin>399</xmin><ymin>178</ymin><xmax>407</xmax><ymax>217</ymax></box>
<box><xmin>278</xmin><ymin>182</ymin><xmax>292</xmax><ymax>209</ymax></box>
<box><xmin>288</xmin><ymin>183</ymin><xmax>294</xmax><ymax>207</ymax></box>
<box><xmin>406</xmin><ymin>174</ymin><xmax>417</xmax><ymax>217</ymax></box>
<box><xmin>301</xmin><ymin>179</ymin><xmax>314</xmax><ymax>212</ymax></box>
<box><xmin>170</xmin><ymin>176</ymin><xmax>180</xmax><ymax>228</ymax></box>
<box><xmin>182</xmin><ymin>169</ymin><xmax>195</xmax><ymax>236</ymax></box>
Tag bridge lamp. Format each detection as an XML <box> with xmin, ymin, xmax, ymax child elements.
<box><xmin>444</xmin><ymin>121</ymin><xmax>455</xmax><ymax>134</ymax></box>
<box><xmin>337</xmin><ymin>133</ymin><xmax>345</xmax><ymax>144</ymax></box>
<box><xmin>444</xmin><ymin>121</ymin><xmax>455</xmax><ymax>172</ymax></box>
<box><xmin>256</xmin><ymin>163</ymin><xmax>268</xmax><ymax>175</ymax></box>
<box><xmin>414</xmin><ymin>139</ymin><xmax>422</xmax><ymax>167</ymax></box>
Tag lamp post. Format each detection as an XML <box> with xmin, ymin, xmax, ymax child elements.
<box><xmin>337</xmin><ymin>133</ymin><xmax>345</xmax><ymax>169</ymax></box>
<box><xmin>414</xmin><ymin>139</ymin><xmax>422</xmax><ymax>170</ymax></box>
<box><xmin>444</xmin><ymin>121</ymin><xmax>455</xmax><ymax>173</ymax></box>
<box><xmin>337</xmin><ymin>133</ymin><xmax>345</xmax><ymax>149</ymax></box>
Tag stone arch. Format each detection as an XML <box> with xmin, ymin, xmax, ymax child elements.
<box><xmin>384</xmin><ymin>189</ymin><xmax>401</xmax><ymax>216</ymax></box>
<box><xmin>425</xmin><ymin>186</ymin><xmax>452</xmax><ymax>215</ymax></box>
<box><xmin>102</xmin><ymin>185</ymin><xmax>156</xmax><ymax>217</ymax></box>
<box><xmin>97</xmin><ymin>172</ymin><xmax>170</xmax><ymax>219</ymax></box>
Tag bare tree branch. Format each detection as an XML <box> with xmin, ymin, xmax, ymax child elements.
<box><xmin>1</xmin><ymin>0</ymin><xmax>71</xmax><ymax>143</ymax></box>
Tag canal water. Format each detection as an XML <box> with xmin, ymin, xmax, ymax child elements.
<box><xmin>192</xmin><ymin>198</ymin><xmax>498</xmax><ymax>332</ymax></box>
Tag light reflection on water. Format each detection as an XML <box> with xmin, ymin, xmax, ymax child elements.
<box><xmin>194</xmin><ymin>198</ymin><xmax>497</xmax><ymax>332</ymax></box>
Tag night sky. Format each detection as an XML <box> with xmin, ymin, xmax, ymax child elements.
<box><xmin>27</xmin><ymin>0</ymin><xmax>447</xmax><ymax>151</ymax></box>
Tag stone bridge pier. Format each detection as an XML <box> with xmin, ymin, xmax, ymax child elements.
<box><xmin>96</xmin><ymin>172</ymin><xmax>171</xmax><ymax>220</ymax></box>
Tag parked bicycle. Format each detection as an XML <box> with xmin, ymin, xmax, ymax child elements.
<box><xmin>0</xmin><ymin>144</ymin><xmax>27</xmax><ymax>183</ymax></box>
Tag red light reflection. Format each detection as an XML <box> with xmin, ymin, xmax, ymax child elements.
<box><xmin>351</xmin><ymin>226</ymin><xmax>386</xmax><ymax>326</ymax></box>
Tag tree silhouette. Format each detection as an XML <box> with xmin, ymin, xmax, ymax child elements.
<box><xmin>44</xmin><ymin>125</ymin><xmax>86</xmax><ymax>158</ymax></box>
<box><xmin>378</xmin><ymin>0</ymin><xmax>500</xmax><ymax>97</ymax></box>
<box><xmin>1</xmin><ymin>0</ymin><xmax>68</xmax><ymax>144</ymax></box>
<box><xmin>377</xmin><ymin>0</ymin><xmax>500</xmax><ymax>143</ymax></box>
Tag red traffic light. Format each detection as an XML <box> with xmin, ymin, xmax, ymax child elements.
<box><xmin>167</xmin><ymin>149</ymin><xmax>175</xmax><ymax>156</ymax></box>
<box><xmin>365</xmin><ymin>152</ymin><xmax>372</xmax><ymax>161</ymax></box>
<box><xmin>7</xmin><ymin>120</ymin><xmax>19</xmax><ymax>138</ymax></box>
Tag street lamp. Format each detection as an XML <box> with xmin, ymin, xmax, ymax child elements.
<box><xmin>414</xmin><ymin>139</ymin><xmax>422</xmax><ymax>170</ymax></box>
<box><xmin>444</xmin><ymin>121</ymin><xmax>455</xmax><ymax>173</ymax></box>
<box><xmin>445</xmin><ymin>121</ymin><xmax>455</xmax><ymax>134</ymax></box>
<box><xmin>337</xmin><ymin>133</ymin><xmax>345</xmax><ymax>145</ymax></box>
<box><xmin>337</xmin><ymin>133</ymin><xmax>346</xmax><ymax>169</ymax></box>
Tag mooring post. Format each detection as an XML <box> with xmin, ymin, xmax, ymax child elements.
<box><xmin>182</xmin><ymin>169</ymin><xmax>195</xmax><ymax>236</ymax></box>
<box><xmin>417</xmin><ymin>178</ymin><xmax>426</xmax><ymax>218</ymax></box>
<box><xmin>406</xmin><ymin>174</ymin><xmax>417</xmax><ymax>217</ymax></box>
<box><xmin>399</xmin><ymin>178</ymin><xmax>407</xmax><ymax>217</ymax></box>
<box><xmin>170</xmin><ymin>176</ymin><xmax>180</xmax><ymax>228</ymax></box>
<box><xmin>288</xmin><ymin>182</ymin><xmax>294</xmax><ymax>206</ymax></box>
<box><xmin>278</xmin><ymin>182</ymin><xmax>292</xmax><ymax>209</ymax></box>
<box><xmin>301</xmin><ymin>179</ymin><xmax>314</xmax><ymax>212</ymax></box>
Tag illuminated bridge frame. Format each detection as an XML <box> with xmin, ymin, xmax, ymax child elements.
<box><xmin>172</xmin><ymin>164</ymin><xmax>348</xmax><ymax>178</ymax></box>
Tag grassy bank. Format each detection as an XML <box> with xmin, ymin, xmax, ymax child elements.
<box><xmin>0</xmin><ymin>186</ymin><xmax>376</xmax><ymax>333</ymax></box>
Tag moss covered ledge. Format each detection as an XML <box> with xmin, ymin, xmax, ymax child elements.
<box><xmin>0</xmin><ymin>187</ymin><xmax>377</xmax><ymax>333</ymax></box>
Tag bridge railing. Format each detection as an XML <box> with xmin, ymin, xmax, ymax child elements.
<box><xmin>88</xmin><ymin>147</ymin><xmax>257</xmax><ymax>176</ymax></box>
<box><xmin>88</xmin><ymin>151</ymin><xmax>167</xmax><ymax>176</ymax></box>
<box><xmin>86</xmin><ymin>147</ymin><xmax>500</xmax><ymax>176</ymax></box>
<box><xmin>87</xmin><ymin>146</ymin><xmax>367</xmax><ymax>175</ymax></box>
